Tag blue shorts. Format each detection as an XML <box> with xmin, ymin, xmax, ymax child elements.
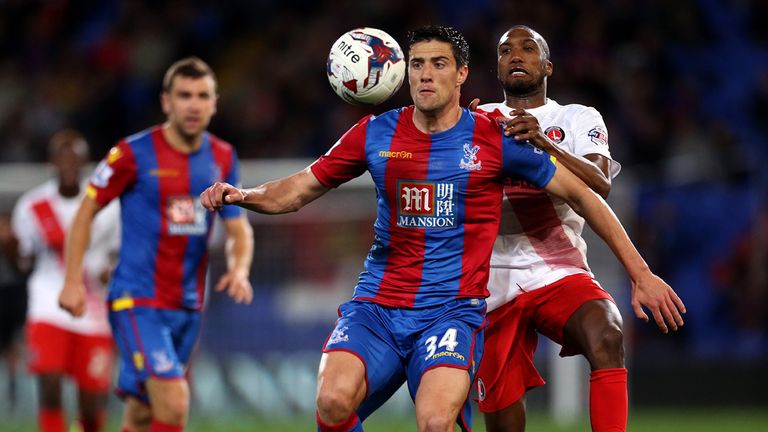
<box><xmin>109</xmin><ymin>306</ymin><xmax>201</xmax><ymax>403</ymax></box>
<box><xmin>323</xmin><ymin>298</ymin><xmax>486</xmax><ymax>431</ymax></box>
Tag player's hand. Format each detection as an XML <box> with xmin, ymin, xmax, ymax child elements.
<box><xmin>214</xmin><ymin>269</ymin><xmax>253</xmax><ymax>305</ymax></box>
<box><xmin>200</xmin><ymin>182</ymin><xmax>246</xmax><ymax>211</ymax></box>
<box><xmin>467</xmin><ymin>98</ymin><xmax>481</xmax><ymax>111</ymax></box>
<box><xmin>630</xmin><ymin>272</ymin><xmax>686</xmax><ymax>334</ymax></box>
<box><xmin>503</xmin><ymin>109</ymin><xmax>552</xmax><ymax>150</ymax></box>
<box><xmin>59</xmin><ymin>281</ymin><xmax>87</xmax><ymax>317</ymax></box>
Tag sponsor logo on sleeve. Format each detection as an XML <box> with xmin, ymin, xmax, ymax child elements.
<box><xmin>90</xmin><ymin>160</ymin><xmax>114</xmax><ymax>188</ymax></box>
<box><xmin>397</xmin><ymin>181</ymin><xmax>457</xmax><ymax>229</ymax></box>
<box><xmin>588</xmin><ymin>127</ymin><xmax>608</xmax><ymax>146</ymax></box>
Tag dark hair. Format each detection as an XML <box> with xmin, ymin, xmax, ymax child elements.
<box><xmin>48</xmin><ymin>128</ymin><xmax>88</xmax><ymax>160</ymax></box>
<box><xmin>162</xmin><ymin>56</ymin><xmax>217</xmax><ymax>92</ymax></box>
<box><xmin>406</xmin><ymin>25</ymin><xmax>469</xmax><ymax>67</ymax></box>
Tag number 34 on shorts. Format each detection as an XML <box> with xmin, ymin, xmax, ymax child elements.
<box><xmin>424</xmin><ymin>328</ymin><xmax>461</xmax><ymax>361</ymax></box>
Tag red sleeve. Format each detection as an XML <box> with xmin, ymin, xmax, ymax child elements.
<box><xmin>310</xmin><ymin>115</ymin><xmax>371</xmax><ymax>188</ymax></box>
<box><xmin>86</xmin><ymin>141</ymin><xmax>137</xmax><ymax>206</ymax></box>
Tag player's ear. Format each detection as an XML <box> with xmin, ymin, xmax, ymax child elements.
<box><xmin>457</xmin><ymin>65</ymin><xmax>468</xmax><ymax>86</ymax></box>
<box><xmin>545</xmin><ymin>60</ymin><xmax>553</xmax><ymax>78</ymax></box>
<box><xmin>160</xmin><ymin>91</ymin><xmax>171</xmax><ymax>115</ymax></box>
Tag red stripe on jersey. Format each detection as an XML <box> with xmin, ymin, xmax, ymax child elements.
<box><xmin>30</xmin><ymin>199</ymin><xmax>66</xmax><ymax>259</ymax></box>
<box><xmin>458</xmin><ymin>125</ymin><xmax>504</xmax><ymax>299</ymax></box>
<box><xmin>91</xmin><ymin>140</ymin><xmax>138</xmax><ymax>207</ymax></box>
<box><xmin>505</xmin><ymin>182</ymin><xmax>586</xmax><ymax>269</ymax></box>
<box><xmin>209</xmin><ymin>135</ymin><xmax>233</xmax><ymax>183</ymax></box>
<box><xmin>202</xmin><ymin>136</ymin><xmax>234</xmax><ymax>305</ymax></box>
<box><xmin>151</xmin><ymin>129</ymin><xmax>189</xmax><ymax>308</ymax></box>
<box><xmin>378</xmin><ymin>118</ymin><xmax>427</xmax><ymax>307</ymax></box>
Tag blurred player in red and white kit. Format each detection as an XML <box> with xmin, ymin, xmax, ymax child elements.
<box><xmin>473</xmin><ymin>26</ymin><xmax>686</xmax><ymax>432</ymax></box>
<box><xmin>11</xmin><ymin>130</ymin><xmax>119</xmax><ymax>432</ymax></box>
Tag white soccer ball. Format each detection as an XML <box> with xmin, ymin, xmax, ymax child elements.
<box><xmin>326</xmin><ymin>27</ymin><xmax>406</xmax><ymax>106</ymax></box>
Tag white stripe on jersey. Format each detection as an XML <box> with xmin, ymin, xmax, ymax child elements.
<box><xmin>478</xmin><ymin>99</ymin><xmax>620</xmax><ymax>312</ymax></box>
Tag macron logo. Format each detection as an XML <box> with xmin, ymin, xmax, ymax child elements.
<box><xmin>379</xmin><ymin>150</ymin><xmax>412</xmax><ymax>159</ymax></box>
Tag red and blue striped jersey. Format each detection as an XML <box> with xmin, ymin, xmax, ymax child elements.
<box><xmin>311</xmin><ymin>106</ymin><xmax>556</xmax><ymax>308</ymax></box>
<box><xmin>87</xmin><ymin>126</ymin><xmax>242</xmax><ymax>310</ymax></box>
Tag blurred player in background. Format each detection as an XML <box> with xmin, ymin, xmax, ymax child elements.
<box><xmin>10</xmin><ymin>129</ymin><xmax>119</xmax><ymax>432</ymax></box>
<box><xmin>200</xmin><ymin>25</ymin><xmax>680</xmax><ymax>432</ymax></box>
<box><xmin>59</xmin><ymin>57</ymin><xmax>254</xmax><ymax>432</ymax></box>
<box><xmin>0</xmin><ymin>211</ymin><xmax>28</xmax><ymax>412</ymax></box>
<box><xmin>473</xmin><ymin>26</ymin><xmax>685</xmax><ymax>432</ymax></box>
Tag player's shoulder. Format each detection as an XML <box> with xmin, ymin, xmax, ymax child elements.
<box><xmin>15</xmin><ymin>180</ymin><xmax>56</xmax><ymax>209</ymax></box>
<box><xmin>470</xmin><ymin>107</ymin><xmax>504</xmax><ymax>133</ymax></box>
<box><xmin>476</xmin><ymin>102</ymin><xmax>508</xmax><ymax>116</ymax></box>
<box><xmin>206</xmin><ymin>131</ymin><xmax>235</xmax><ymax>153</ymax></box>
<box><xmin>123</xmin><ymin>126</ymin><xmax>157</xmax><ymax>147</ymax></box>
<box><xmin>553</xmin><ymin>100</ymin><xmax>604</xmax><ymax>119</ymax></box>
<box><xmin>368</xmin><ymin>106</ymin><xmax>405</xmax><ymax>125</ymax></box>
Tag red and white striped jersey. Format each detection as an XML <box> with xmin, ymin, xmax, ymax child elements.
<box><xmin>12</xmin><ymin>180</ymin><xmax>120</xmax><ymax>335</ymax></box>
<box><xmin>478</xmin><ymin>99</ymin><xmax>621</xmax><ymax>312</ymax></box>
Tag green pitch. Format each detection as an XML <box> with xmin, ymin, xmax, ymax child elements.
<box><xmin>1</xmin><ymin>408</ymin><xmax>766</xmax><ymax>431</ymax></box>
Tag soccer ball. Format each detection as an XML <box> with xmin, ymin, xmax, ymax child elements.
<box><xmin>326</xmin><ymin>27</ymin><xmax>406</xmax><ymax>106</ymax></box>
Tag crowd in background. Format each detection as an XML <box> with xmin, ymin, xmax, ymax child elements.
<box><xmin>0</xmin><ymin>0</ymin><xmax>766</xmax><ymax>397</ymax></box>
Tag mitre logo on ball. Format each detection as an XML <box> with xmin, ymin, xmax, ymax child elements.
<box><xmin>326</xmin><ymin>27</ymin><xmax>406</xmax><ymax>105</ymax></box>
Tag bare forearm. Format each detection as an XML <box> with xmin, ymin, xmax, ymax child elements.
<box><xmin>570</xmin><ymin>190</ymin><xmax>649</xmax><ymax>279</ymax></box>
<box><xmin>64</xmin><ymin>205</ymin><xmax>95</xmax><ymax>285</ymax></box>
<box><xmin>542</xmin><ymin>144</ymin><xmax>610</xmax><ymax>198</ymax></box>
<box><xmin>237</xmin><ymin>169</ymin><xmax>329</xmax><ymax>214</ymax></box>
<box><xmin>238</xmin><ymin>181</ymin><xmax>306</xmax><ymax>214</ymax></box>
<box><xmin>226</xmin><ymin>222</ymin><xmax>253</xmax><ymax>275</ymax></box>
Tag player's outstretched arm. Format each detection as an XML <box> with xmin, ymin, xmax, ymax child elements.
<box><xmin>216</xmin><ymin>216</ymin><xmax>254</xmax><ymax>304</ymax></box>
<box><xmin>544</xmin><ymin>164</ymin><xmax>686</xmax><ymax>333</ymax></box>
<box><xmin>59</xmin><ymin>195</ymin><xmax>102</xmax><ymax>317</ymax></box>
<box><xmin>200</xmin><ymin>168</ymin><xmax>330</xmax><ymax>215</ymax></box>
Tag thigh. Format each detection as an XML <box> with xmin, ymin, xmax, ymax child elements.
<box><xmin>322</xmin><ymin>301</ymin><xmax>406</xmax><ymax>420</ymax></box>
<box><xmin>26</xmin><ymin>322</ymin><xmax>69</xmax><ymax>374</ymax></box>
<box><xmin>407</xmin><ymin>299</ymin><xmax>486</xmax><ymax>431</ymax></box>
<box><xmin>477</xmin><ymin>298</ymin><xmax>542</xmax><ymax>414</ymax></box>
<box><xmin>534</xmin><ymin>274</ymin><xmax>614</xmax><ymax>356</ymax></box>
<box><xmin>71</xmin><ymin>333</ymin><xmax>115</xmax><ymax>393</ymax></box>
<box><xmin>164</xmin><ymin>309</ymin><xmax>201</xmax><ymax>368</ymax></box>
<box><xmin>416</xmin><ymin>366</ymin><xmax>472</xmax><ymax>430</ymax></box>
<box><xmin>109</xmin><ymin>307</ymin><xmax>190</xmax><ymax>402</ymax></box>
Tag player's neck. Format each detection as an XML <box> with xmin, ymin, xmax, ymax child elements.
<box><xmin>504</xmin><ymin>87</ymin><xmax>546</xmax><ymax>110</ymax></box>
<box><xmin>58</xmin><ymin>182</ymin><xmax>80</xmax><ymax>198</ymax></box>
<box><xmin>162</xmin><ymin>123</ymin><xmax>202</xmax><ymax>154</ymax></box>
<box><xmin>413</xmin><ymin>103</ymin><xmax>462</xmax><ymax>134</ymax></box>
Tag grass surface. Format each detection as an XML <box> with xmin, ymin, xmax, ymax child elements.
<box><xmin>1</xmin><ymin>408</ymin><xmax>766</xmax><ymax>431</ymax></box>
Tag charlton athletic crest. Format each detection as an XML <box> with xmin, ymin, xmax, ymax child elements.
<box><xmin>545</xmin><ymin>126</ymin><xmax>565</xmax><ymax>144</ymax></box>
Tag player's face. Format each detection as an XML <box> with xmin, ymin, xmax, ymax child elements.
<box><xmin>408</xmin><ymin>40</ymin><xmax>468</xmax><ymax>114</ymax></box>
<box><xmin>161</xmin><ymin>75</ymin><xmax>218</xmax><ymax>140</ymax></box>
<box><xmin>497</xmin><ymin>28</ymin><xmax>552</xmax><ymax>96</ymax></box>
<box><xmin>52</xmin><ymin>143</ymin><xmax>87</xmax><ymax>188</ymax></box>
